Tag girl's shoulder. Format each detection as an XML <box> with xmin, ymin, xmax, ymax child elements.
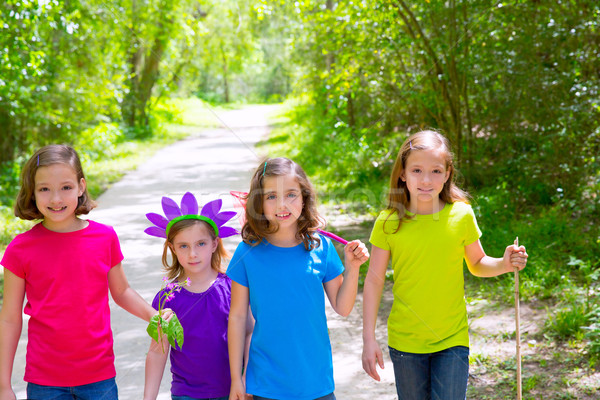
<box><xmin>218</xmin><ymin>272</ymin><xmax>232</xmax><ymax>287</ymax></box>
<box><xmin>85</xmin><ymin>219</ymin><xmax>117</xmax><ymax>233</ymax></box>
<box><xmin>448</xmin><ymin>201</ymin><xmax>475</xmax><ymax>216</ymax></box>
<box><xmin>375</xmin><ymin>208</ymin><xmax>401</xmax><ymax>222</ymax></box>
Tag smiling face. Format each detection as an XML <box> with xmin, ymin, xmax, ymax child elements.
<box><xmin>169</xmin><ymin>222</ymin><xmax>218</xmax><ymax>277</ymax></box>
<box><xmin>34</xmin><ymin>163</ymin><xmax>86</xmax><ymax>231</ymax></box>
<box><xmin>262</xmin><ymin>174</ymin><xmax>304</xmax><ymax>238</ymax></box>
<box><xmin>401</xmin><ymin>148</ymin><xmax>450</xmax><ymax>213</ymax></box>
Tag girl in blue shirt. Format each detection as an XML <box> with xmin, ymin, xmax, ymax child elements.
<box><xmin>227</xmin><ymin>157</ymin><xmax>369</xmax><ymax>400</ymax></box>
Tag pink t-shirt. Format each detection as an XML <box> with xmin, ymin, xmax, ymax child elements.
<box><xmin>1</xmin><ymin>220</ymin><xmax>123</xmax><ymax>386</ymax></box>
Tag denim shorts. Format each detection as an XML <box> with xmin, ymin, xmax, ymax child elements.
<box><xmin>253</xmin><ymin>393</ymin><xmax>335</xmax><ymax>400</ymax></box>
<box><xmin>26</xmin><ymin>377</ymin><xmax>118</xmax><ymax>400</ymax></box>
<box><xmin>389</xmin><ymin>345</ymin><xmax>469</xmax><ymax>400</ymax></box>
<box><xmin>172</xmin><ymin>396</ymin><xmax>228</xmax><ymax>400</ymax></box>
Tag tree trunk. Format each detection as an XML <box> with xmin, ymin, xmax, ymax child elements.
<box><xmin>121</xmin><ymin>0</ymin><xmax>171</xmax><ymax>131</ymax></box>
<box><xmin>0</xmin><ymin>108</ymin><xmax>14</xmax><ymax>164</ymax></box>
<box><xmin>220</xmin><ymin>42</ymin><xmax>230</xmax><ymax>103</ymax></box>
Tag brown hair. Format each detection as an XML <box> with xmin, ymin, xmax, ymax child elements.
<box><xmin>386</xmin><ymin>130</ymin><xmax>470</xmax><ymax>232</ymax></box>
<box><xmin>162</xmin><ymin>219</ymin><xmax>229</xmax><ymax>280</ymax></box>
<box><xmin>242</xmin><ymin>157</ymin><xmax>324</xmax><ymax>250</ymax></box>
<box><xmin>14</xmin><ymin>144</ymin><xmax>96</xmax><ymax>220</ymax></box>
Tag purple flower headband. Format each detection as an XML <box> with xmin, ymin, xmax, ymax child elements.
<box><xmin>144</xmin><ymin>192</ymin><xmax>238</xmax><ymax>239</ymax></box>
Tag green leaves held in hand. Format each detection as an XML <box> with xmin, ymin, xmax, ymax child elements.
<box><xmin>146</xmin><ymin>277</ymin><xmax>190</xmax><ymax>352</ymax></box>
<box><xmin>166</xmin><ymin>313</ymin><xmax>184</xmax><ymax>349</ymax></box>
<box><xmin>146</xmin><ymin>312</ymin><xmax>185</xmax><ymax>351</ymax></box>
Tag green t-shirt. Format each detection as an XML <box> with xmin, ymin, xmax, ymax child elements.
<box><xmin>369</xmin><ymin>202</ymin><xmax>482</xmax><ymax>353</ymax></box>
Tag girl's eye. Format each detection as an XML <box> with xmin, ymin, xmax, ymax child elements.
<box><xmin>38</xmin><ymin>187</ymin><xmax>49</xmax><ymax>192</ymax></box>
<box><xmin>266</xmin><ymin>194</ymin><xmax>276</xmax><ymax>200</ymax></box>
<box><xmin>412</xmin><ymin>169</ymin><xmax>421</xmax><ymax>173</ymax></box>
<box><xmin>287</xmin><ymin>192</ymin><xmax>297</xmax><ymax>199</ymax></box>
<box><xmin>179</xmin><ymin>244</ymin><xmax>188</xmax><ymax>249</ymax></box>
<box><xmin>62</xmin><ymin>185</ymin><xmax>73</xmax><ymax>190</ymax></box>
<box><xmin>198</xmin><ymin>242</ymin><xmax>206</xmax><ymax>247</ymax></box>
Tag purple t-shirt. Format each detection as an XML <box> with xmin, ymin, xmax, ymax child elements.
<box><xmin>152</xmin><ymin>273</ymin><xmax>231</xmax><ymax>398</ymax></box>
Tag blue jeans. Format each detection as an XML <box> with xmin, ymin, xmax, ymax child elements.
<box><xmin>26</xmin><ymin>377</ymin><xmax>118</xmax><ymax>400</ymax></box>
<box><xmin>389</xmin><ymin>346</ymin><xmax>469</xmax><ymax>400</ymax></box>
<box><xmin>253</xmin><ymin>393</ymin><xmax>335</xmax><ymax>400</ymax></box>
<box><xmin>172</xmin><ymin>396</ymin><xmax>228</xmax><ymax>400</ymax></box>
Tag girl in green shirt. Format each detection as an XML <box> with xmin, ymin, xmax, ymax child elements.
<box><xmin>361</xmin><ymin>130</ymin><xmax>528</xmax><ymax>400</ymax></box>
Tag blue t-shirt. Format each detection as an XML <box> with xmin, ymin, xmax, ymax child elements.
<box><xmin>226</xmin><ymin>235</ymin><xmax>344</xmax><ymax>400</ymax></box>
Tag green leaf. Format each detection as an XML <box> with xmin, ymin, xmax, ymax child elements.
<box><xmin>166</xmin><ymin>313</ymin><xmax>185</xmax><ymax>350</ymax></box>
<box><xmin>146</xmin><ymin>314</ymin><xmax>161</xmax><ymax>342</ymax></box>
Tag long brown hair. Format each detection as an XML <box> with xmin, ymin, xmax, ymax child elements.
<box><xmin>242</xmin><ymin>157</ymin><xmax>324</xmax><ymax>250</ymax></box>
<box><xmin>162</xmin><ymin>219</ymin><xmax>230</xmax><ymax>280</ymax></box>
<box><xmin>385</xmin><ymin>130</ymin><xmax>470</xmax><ymax>232</ymax></box>
<box><xmin>15</xmin><ymin>144</ymin><xmax>96</xmax><ymax>220</ymax></box>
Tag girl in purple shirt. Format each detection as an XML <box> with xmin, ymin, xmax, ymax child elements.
<box><xmin>143</xmin><ymin>193</ymin><xmax>252</xmax><ymax>400</ymax></box>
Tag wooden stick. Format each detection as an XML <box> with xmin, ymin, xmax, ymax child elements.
<box><xmin>514</xmin><ymin>236</ymin><xmax>522</xmax><ymax>400</ymax></box>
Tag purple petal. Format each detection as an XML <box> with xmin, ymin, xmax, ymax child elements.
<box><xmin>218</xmin><ymin>226</ymin><xmax>239</xmax><ymax>238</ymax></box>
<box><xmin>144</xmin><ymin>226</ymin><xmax>167</xmax><ymax>238</ymax></box>
<box><xmin>201</xmin><ymin>199</ymin><xmax>222</xmax><ymax>221</ymax></box>
<box><xmin>213</xmin><ymin>211</ymin><xmax>237</xmax><ymax>226</ymax></box>
<box><xmin>146</xmin><ymin>213</ymin><xmax>169</xmax><ymax>229</ymax></box>
<box><xmin>162</xmin><ymin>196</ymin><xmax>182</xmax><ymax>220</ymax></box>
<box><xmin>180</xmin><ymin>192</ymin><xmax>198</xmax><ymax>215</ymax></box>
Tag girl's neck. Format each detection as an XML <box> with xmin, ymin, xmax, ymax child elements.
<box><xmin>43</xmin><ymin>217</ymin><xmax>88</xmax><ymax>233</ymax></box>
<box><xmin>408</xmin><ymin>198</ymin><xmax>446</xmax><ymax>215</ymax></box>
<box><xmin>181</xmin><ymin>268</ymin><xmax>219</xmax><ymax>293</ymax></box>
<box><xmin>265</xmin><ymin>227</ymin><xmax>302</xmax><ymax>248</ymax></box>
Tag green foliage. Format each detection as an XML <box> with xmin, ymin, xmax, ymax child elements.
<box><xmin>584</xmin><ymin>307</ymin><xmax>600</xmax><ymax>367</ymax></box>
<box><xmin>279</xmin><ymin>0</ymin><xmax>600</xmax><ymax>220</ymax></box>
<box><xmin>545</xmin><ymin>303</ymin><xmax>589</xmax><ymax>341</ymax></box>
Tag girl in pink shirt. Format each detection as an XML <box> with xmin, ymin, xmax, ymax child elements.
<box><xmin>0</xmin><ymin>144</ymin><xmax>159</xmax><ymax>400</ymax></box>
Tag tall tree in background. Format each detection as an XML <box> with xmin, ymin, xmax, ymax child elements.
<box><xmin>120</xmin><ymin>0</ymin><xmax>205</xmax><ymax>132</ymax></box>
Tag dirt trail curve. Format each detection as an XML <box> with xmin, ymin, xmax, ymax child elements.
<box><xmin>10</xmin><ymin>105</ymin><xmax>396</xmax><ymax>400</ymax></box>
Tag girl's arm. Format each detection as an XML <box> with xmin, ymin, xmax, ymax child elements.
<box><xmin>0</xmin><ymin>269</ymin><xmax>25</xmax><ymax>400</ymax></box>
<box><xmin>108</xmin><ymin>263</ymin><xmax>156</xmax><ymax>322</ymax></box>
<box><xmin>323</xmin><ymin>240</ymin><xmax>369</xmax><ymax>317</ymax></box>
<box><xmin>143</xmin><ymin>337</ymin><xmax>170</xmax><ymax>400</ymax></box>
<box><xmin>361</xmin><ymin>245</ymin><xmax>389</xmax><ymax>382</ymax></box>
<box><xmin>228</xmin><ymin>281</ymin><xmax>250</xmax><ymax>400</ymax></box>
<box><xmin>243</xmin><ymin>307</ymin><xmax>254</xmax><ymax>377</ymax></box>
<box><xmin>465</xmin><ymin>239</ymin><xmax>528</xmax><ymax>277</ymax></box>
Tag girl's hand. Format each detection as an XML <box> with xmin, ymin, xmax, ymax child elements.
<box><xmin>159</xmin><ymin>307</ymin><xmax>174</xmax><ymax>322</ymax></box>
<box><xmin>229</xmin><ymin>379</ymin><xmax>247</xmax><ymax>400</ymax></box>
<box><xmin>344</xmin><ymin>240</ymin><xmax>370</xmax><ymax>269</ymax></box>
<box><xmin>362</xmin><ymin>337</ymin><xmax>385</xmax><ymax>381</ymax></box>
<box><xmin>503</xmin><ymin>244</ymin><xmax>528</xmax><ymax>273</ymax></box>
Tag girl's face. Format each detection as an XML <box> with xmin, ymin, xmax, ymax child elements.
<box><xmin>401</xmin><ymin>148</ymin><xmax>450</xmax><ymax>211</ymax></box>
<box><xmin>170</xmin><ymin>223</ymin><xmax>218</xmax><ymax>276</ymax></box>
<box><xmin>262</xmin><ymin>174</ymin><xmax>304</xmax><ymax>234</ymax></box>
<box><xmin>34</xmin><ymin>163</ymin><xmax>85</xmax><ymax>231</ymax></box>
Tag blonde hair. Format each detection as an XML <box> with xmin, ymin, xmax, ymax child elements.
<box><xmin>15</xmin><ymin>144</ymin><xmax>96</xmax><ymax>220</ymax></box>
<box><xmin>162</xmin><ymin>219</ymin><xmax>229</xmax><ymax>280</ymax></box>
<box><xmin>242</xmin><ymin>157</ymin><xmax>324</xmax><ymax>250</ymax></box>
<box><xmin>386</xmin><ymin>130</ymin><xmax>470</xmax><ymax>232</ymax></box>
